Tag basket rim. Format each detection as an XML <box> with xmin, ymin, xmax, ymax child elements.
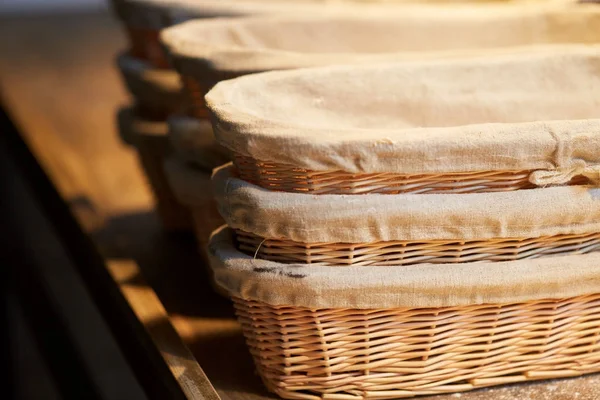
<box><xmin>162</xmin><ymin>4</ymin><xmax>599</xmax><ymax>75</ymax></box>
<box><xmin>208</xmin><ymin>226</ymin><xmax>600</xmax><ymax>309</ymax></box>
<box><xmin>205</xmin><ymin>47</ymin><xmax>600</xmax><ymax>176</ymax></box>
<box><xmin>213</xmin><ymin>164</ymin><xmax>600</xmax><ymax>244</ymax></box>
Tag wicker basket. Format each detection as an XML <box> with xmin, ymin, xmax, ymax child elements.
<box><xmin>164</xmin><ymin>157</ymin><xmax>227</xmax><ymax>294</ymax></box>
<box><xmin>112</xmin><ymin>0</ymin><xmax>399</xmax><ymax>69</ymax></box>
<box><xmin>234</xmin><ymin>295</ymin><xmax>600</xmax><ymax>399</ymax></box>
<box><xmin>117</xmin><ymin>107</ymin><xmax>192</xmax><ymax>230</ymax></box>
<box><xmin>208</xmin><ymin>227</ymin><xmax>600</xmax><ymax>399</ymax></box>
<box><xmin>214</xmin><ymin>163</ymin><xmax>600</xmax><ymax>266</ymax></box>
<box><xmin>167</xmin><ymin>115</ymin><xmax>231</xmax><ymax>171</ymax></box>
<box><xmin>162</xmin><ymin>4</ymin><xmax>600</xmax><ymax>120</ymax></box>
<box><xmin>116</xmin><ymin>53</ymin><xmax>185</xmax><ymax>118</ymax></box>
<box><xmin>163</xmin><ymin>157</ymin><xmax>224</xmax><ymax>255</ymax></box>
<box><xmin>206</xmin><ymin>49</ymin><xmax>600</xmax><ymax>266</ymax></box>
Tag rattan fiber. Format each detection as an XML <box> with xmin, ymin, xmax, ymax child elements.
<box><xmin>234</xmin><ymin>155</ymin><xmax>591</xmax><ymax>195</ymax></box>
<box><xmin>234</xmin><ymin>293</ymin><xmax>600</xmax><ymax>399</ymax></box>
<box><xmin>235</xmin><ymin>230</ymin><xmax>600</xmax><ymax>266</ymax></box>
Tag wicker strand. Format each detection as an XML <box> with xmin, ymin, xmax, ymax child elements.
<box><xmin>236</xmin><ymin>230</ymin><xmax>600</xmax><ymax>266</ymax></box>
<box><xmin>233</xmin><ymin>155</ymin><xmax>590</xmax><ymax>195</ymax></box>
<box><xmin>234</xmin><ymin>294</ymin><xmax>600</xmax><ymax>399</ymax></box>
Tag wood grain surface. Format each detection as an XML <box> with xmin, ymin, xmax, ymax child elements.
<box><xmin>2</xmin><ymin>9</ymin><xmax>600</xmax><ymax>400</ymax></box>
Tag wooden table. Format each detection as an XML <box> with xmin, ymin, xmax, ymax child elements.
<box><xmin>2</xmin><ymin>9</ymin><xmax>599</xmax><ymax>400</ymax></box>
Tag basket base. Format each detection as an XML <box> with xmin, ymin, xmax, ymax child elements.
<box><xmin>233</xmin><ymin>294</ymin><xmax>600</xmax><ymax>399</ymax></box>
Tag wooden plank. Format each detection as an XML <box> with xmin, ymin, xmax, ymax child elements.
<box><xmin>107</xmin><ymin>259</ymin><xmax>220</xmax><ymax>400</ymax></box>
<box><xmin>2</xmin><ymin>9</ymin><xmax>600</xmax><ymax>400</ymax></box>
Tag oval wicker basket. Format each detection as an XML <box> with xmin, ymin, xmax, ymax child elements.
<box><xmin>167</xmin><ymin>115</ymin><xmax>231</xmax><ymax>170</ymax></box>
<box><xmin>115</xmin><ymin>0</ymin><xmax>441</xmax><ymax>69</ymax></box>
<box><xmin>117</xmin><ymin>107</ymin><xmax>192</xmax><ymax>231</ymax></box>
<box><xmin>213</xmin><ymin>164</ymin><xmax>600</xmax><ymax>266</ymax></box>
<box><xmin>116</xmin><ymin>53</ymin><xmax>185</xmax><ymax>118</ymax></box>
<box><xmin>209</xmin><ymin>227</ymin><xmax>600</xmax><ymax>399</ymax></box>
<box><xmin>205</xmin><ymin>49</ymin><xmax>600</xmax><ymax>196</ymax></box>
<box><xmin>163</xmin><ymin>157</ymin><xmax>224</xmax><ymax>258</ymax></box>
<box><xmin>162</xmin><ymin>5</ymin><xmax>600</xmax><ymax>120</ymax></box>
<box><xmin>164</xmin><ymin>157</ymin><xmax>228</xmax><ymax>295</ymax></box>
<box><xmin>234</xmin><ymin>294</ymin><xmax>600</xmax><ymax>400</ymax></box>
<box><xmin>207</xmin><ymin>49</ymin><xmax>600</xmax><ymax>266</ymax></box>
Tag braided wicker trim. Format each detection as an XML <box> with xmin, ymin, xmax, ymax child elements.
<box><xmin>234</xmin><ymin>293</ymin><xmax>600</xmax><ymax>399</ymax></box>
<box><xmin>236</xmin><ymin>230</ymin><xmax>600</xmax><ymax>266</ymax></box>
<box><xmin>234</xmin><ymin>155</ymin><xmax>592</xmax><ymax>195</ymax></box>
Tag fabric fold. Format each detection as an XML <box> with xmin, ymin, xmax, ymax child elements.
<box><xmin>206</xmin><ymin>48</ymin><xmax>600</xmax><ymax>175</ymax></box>
<box><xmin>209</xmin><ymin>226</ymin><xmax>600</xmax><ymax>309</ymax></box>
<box><xmin>167</xmin><ymin>115</ymin><xmax>230</xmax><ymax>171</ymax></box>
<box><xmin>213</xmin><ymin>163</ymin><xmax>600</xmax><ymax>243</ymax></box>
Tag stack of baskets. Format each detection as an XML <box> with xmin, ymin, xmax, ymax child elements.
<box><xmin>112</xmin><ymin>0</ymin><xmax>191</xmax><ymax>230</ymax></box>
<box><xmin>161</xmin><ymin>1</ymin><xmax>600</xmax><ymax>280</ymax></box>
<box><xmin>117</xmin><ymin>0</ymin><xmax>600</xmax><ymax>398</ymax></box>
<box><xmin>205</xmin><ymin>46</ymin><xmax>600</xmax><ymax>399</ymax></box>
<box><xmin>111</xmin><ymin>0</ymin><xmax>346</xmax><ymax>231</ymax></box>
<box><xmin>161</xmin><ymin>2</ymin><xmax>600</xmax><ymax>399</ymax></box>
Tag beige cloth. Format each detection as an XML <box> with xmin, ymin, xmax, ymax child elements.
<box><xmin>207</xmin><ymin>48</ymin><xmax>600</xmax><ymax>178</ymax></box>
<box><xmin>167</xmin><ymin>115</ymin><xmax>230</xmax><ymax>172</ymax></box>
<box><xmin>209</xmin><ymin>226</ymin><xmax>600</xmax><ymax>309</ymax></box>
<box><xmin>164</xmin><ymin>158</ymin><xmax>224</xmax><ymax>236</ymax></box>
<box><xmin>116</xmin><ymin>53</ymin><xmax>184</xmax><ymax>112</ymax></box>
<box><xmin>164</xmin><ymin>157</ymin><xmax>225</xmax><ymax>268</ymax></box>
<box><xmin>163</xmin><ymin>4</ymin><xmax>600</xmax><ymax>77</ymax></box>
<box><xmin>116</xmin><ymin>106</ymin><xmax>168</xmax><ymax>147</ymax></box>
<box><xmin>214</xmin><ymin>164</ymin><xmax>600</xmax><ymax>243</ymax></box>
<box><xmin>164</xmin><ymin>156</ymin><xmax>216</xmax><ymax>207</ymax></box>
<box><xmin>114</xmin><ymin>0</ymin><xmax>568</xmax><ymax>29</ymax></box>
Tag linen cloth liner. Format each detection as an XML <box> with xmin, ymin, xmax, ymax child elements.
<box><xmin>209</xmin><ymin>226</ymin><xmax>600</xmax><ymax>309</ymax></box>
<box><xmin>214</xmin><ymin>164</ymin><xmax>600</xmax><ymax>243</ymax></box>
<box><xmin>168</xmin><ymin>116</ymin><xmax>230</xmax><ymax>171</ymax></box>
<box><xmin>162</xmin><ymin>4</ymin><xmax>600</xmax><ymax>77</ymax></box>
<box><xmin>164</xmin><ymin>157</ymin><xmax>216</xmax><ymax>207</ymax></box>
<box><xmin>116</xmin><ymin>107</ymin><xmax>168</xmax><ymax>146</ymax></box>
<box><xmin>164</xmin><ymin>158</ymin><xmax>224</xmax><ymax>244</ymax></box>
<box><xmin>116</xmin><ymin>53</ymin><xmax>184</xmax><ymax>111</ymax></box>
<box><xmin>113</xmin><ymin>0</ymin><xmax>565</xmax><ymax>30</ymax></box>
<box><xmin>206</xmin><ymin>48</ymin><xmax>600</xmax><ymax>182</ymax></box>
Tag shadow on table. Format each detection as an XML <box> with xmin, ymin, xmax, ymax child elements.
<box><xmin>187</xmin><ymin>328</ymin><xmax>276</xmax><ymax>400</ymax></box>
<box><xmin>90</xmin><ymin>209</ymin><xmax>234</xmax><ymax>319</ymax></box>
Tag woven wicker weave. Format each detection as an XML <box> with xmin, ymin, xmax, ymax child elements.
<box><xmin>236</xmin><ymin>230</ymin><xmax>600</xmax><ymax>266</ymax></box>
<box><xmin>234</xmin><ymin>293</ymin><xmax>600</xmax><ymax>399</ymax></box>
<box><xmin>234</xmin><ymin>155</ymin><xmax>591</xmax><ymax>195</ymax></box>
